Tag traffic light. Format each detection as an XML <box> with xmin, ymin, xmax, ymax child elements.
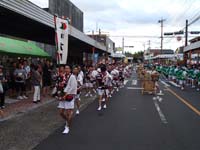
<box><xmin>190</xmin><ymin>31</ymin><xmax>200</xmax><ymax>34</ymax></box>
<box><xmin>174</xmin><ymin>30</ymin><xmax>184</xmax><ymax>35</ymax></box>
<box><xmin>164</xmin><ymin>32</ymin><xmax>173</xmax><ymax>36</ymax></box>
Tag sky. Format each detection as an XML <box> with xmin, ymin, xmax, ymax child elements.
<box><xmin>29</xmin><ymin>0</ymin><xmax>200</xmax><ymax>53</ymax></box>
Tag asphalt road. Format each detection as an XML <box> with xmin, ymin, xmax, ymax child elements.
<box><xmin>34</xmin><ymin>72</ymin><xmax>200</xmax><ymax>150</ymax></box>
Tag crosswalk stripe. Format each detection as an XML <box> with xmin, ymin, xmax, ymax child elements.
<box><xmin>127</xmin><ymin>87</ymin><xmax>143</xmax><ymax>90</ymax></box>
<box><xmin>132</xmin><ymin>80</ymin><xmax>137</xmax><ymax>85</ymax></box>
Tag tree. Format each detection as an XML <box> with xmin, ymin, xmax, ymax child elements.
<box><xmin>124</xmin><ymin>52</ymin><xmax>133</xmax><ymax>57</ymax></box>
<box><xmin>133</xmin><ymin>51</ymin><xmax>144</xmax><ymax>62</ymax></box>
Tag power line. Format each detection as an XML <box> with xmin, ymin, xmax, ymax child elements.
<box><xmin>188</xmin><ymin>14</ymin><xmax>200</xmax><ymax>26</ymax></box>
<box><xmin>109</xmin><ymin>35</ymin><xmax>160</xmax><ymax>38</ymax></box>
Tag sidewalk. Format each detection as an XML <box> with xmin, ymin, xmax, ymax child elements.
<box><xmin>0</xmin><ymin>91</ymin><xmax>97</xmax><ymax>150</ymax></box>
<box><xmin>0</xmin><ymin>94</ymin><xmax>55</xmax><ymax>122</ymax></box>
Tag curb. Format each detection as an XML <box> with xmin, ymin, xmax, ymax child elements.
<box><xmin>0</xmin><ymin>99</ymin><xmax>56</xmax><ymax>122</ymax></box>
<box><xmin>0</xmin><ymin>96</ymin><xmax>98</xmax><ymax>122</ymax></box>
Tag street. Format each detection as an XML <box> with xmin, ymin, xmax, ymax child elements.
<box><xmin>34</xmin><ymin>71</ymin><xmax>200</xmax><ymax>150</ymax></box>
<box><xmin>1</xmin><ymin>1</ymin><xmax>200</xmax><ymax>150</ymax></box>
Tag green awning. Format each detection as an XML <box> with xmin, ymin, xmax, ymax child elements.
<box><xmin>0</xmin><ymin>36</ymin><xmax>50</xmax><ymax>57</ymax></box>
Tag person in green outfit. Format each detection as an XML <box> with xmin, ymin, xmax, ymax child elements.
<box><xmin>196</xmin><ymin>68</ymin><xmax>200</xmax><ymax>91</ymax></box>
<box><xmin>178</xmin><ymin>68</ymin><xmax>187</xmax><ymax>90</ymax></box>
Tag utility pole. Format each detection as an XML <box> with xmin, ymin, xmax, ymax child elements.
<box><xmin>184</xmin><ymin>19</ymin><xmax>189</xmax><ymax>66</ymax></box>
<box><xmin>148</xmin><ymin>40</ymin><xmax>151</xmax><ymax>49</ymax></box>
<box><xmin>143</xmin><ymin>43</ymin><xmax>146</xmax><ymax>51</ymax></box>
<box><xmin>185</xmin><ymin>19</ymin><xmax>188</xmax><ymax>46</ymax></box>
<box><xmin>122</xmin><ymin>37</ymin><xmax>124</xmax><ymax>54</ymax></box>
<box><xmin>158</xmin><ymin>18</ymin><xmax>166</xmax><ymax>54</ymax></box>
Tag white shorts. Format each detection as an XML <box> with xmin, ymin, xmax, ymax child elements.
<box><xmin>179</xmin><ymin>80</ymin><xmax>185</xmax><ymax>85</ymax></box>
<box><xmin>85</xmin><ymin>83</ymin><xmax>93</xmax><ymax>88</ymax></box>
<box><xmin>58</xmin><ymin>99</ymin><xmax>75</xmax><ymax>110</ymax></box>
<box><xmin>97</xmin><ymin>89</ymin><xmax>109</xmax><ymax>96</ymax></box>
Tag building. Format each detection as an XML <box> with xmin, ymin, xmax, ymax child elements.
<box><xmin>48</xmin><ymin>0</ymin><xmax>83</xmax><ymax>32</ymax></box>
<box><xmin>144</xmin><ymin>49</ymin><xmax>175</xmax><ymax>64</ymax></box>
<box><xmin>88</xmin><ymin>34</ymin><xmax>115</xmax><ymax>54</ymax></box>
<box><xmin>184</xmin><ymin>36</ymin><xmax>200</xmax><ymax>65</ymax></box>
<box><xmin>0</xmin><ymin>0</ymin><xmax>108</xmax><ymax>65</ymax></box>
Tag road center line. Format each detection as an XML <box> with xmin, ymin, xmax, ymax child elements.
<box><xmin>166</xmin><ymin>88</ymin><xmax>200</xmax><ymax>116</ymax></box>
<box><xmin>160</xmin><ymin>80</ymin><xmax>170</xmax><ymax>87</ymax></box>
<box><xmin>153</xmin><ymin>99</ymin><xmax>168</xmax><ymax>124</ymax></box>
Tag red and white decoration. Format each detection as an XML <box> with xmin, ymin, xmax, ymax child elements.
<box><xmin>54</xmin><ymin>15</ymin><xmax>69</xmax><ymax>64</ymax></box>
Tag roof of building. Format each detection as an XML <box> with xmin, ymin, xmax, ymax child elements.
<box><xmin>189</xmin><ymin>36</ymin><xmax>200</xmax><ymax>43</ymax></box>
<box><xmin>148</xmin><ymin>49</ymin><xmax>174</xmax><ymax>55</ymax></box>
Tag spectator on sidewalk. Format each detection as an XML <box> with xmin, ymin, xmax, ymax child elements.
<box><xmin>42</xmin><ymin>60</ymin><xmax>52</xmax><ymax>96</ymax></box>
<box><xmin>14</xmin><ymin>63</ymin><xmax>28</xmax><ymax>100</ymax></box>
<box><xmin>0</xmin><ymin>65</ymin><xmax>7</xmax><ymax>109</ymax></box>
<box><xmin>32</xmin><ymin>65</ymin><xmax>42</xmax><ymax>104</ymax></box>
<box><xmin>23</xmin><ymin>60</ymin><xmax>31</xmax><ymax>92</ymax></box>
<box><xmin>9</xmin><ymin>62</ymin><xmax>17</xmax><ymax>97</ymax></box>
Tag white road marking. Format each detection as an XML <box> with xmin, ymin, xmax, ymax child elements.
<box><xmin>153</xmin><ymin>99</ymin><xmax>168</xmax><ymax>124</ymax></box>
<box><xmin>153</xmin><ymin>96</ymin><xmax>163</xmax><ymax>102</ymax></box>
<box><xmin>124</xmin><ymin>80</ymin><xmax>129</xmax><ymax>85</ymax></box>
<box><xmin>132</xmin><ymin>79</ymin><xmax>138</xmax><ymax>85</ymax></box>
<box><xmin>160</xmin><ymin>80</ymin><xmax>170</xmax><ymax>87</ymax></box>
<box><xmin>127</xmin><ymin>87</ymin><xmax>143</xmax><ymax>90</ymax></box>
<box><xmin>131</xmin><ymin>108</ymin><xmax>137</xmax><ymax>111</ymax></box>
<box><xmin>168</xmin><ymin>81</ymin><xmax>181</xmax><ymax>87</ymax></box>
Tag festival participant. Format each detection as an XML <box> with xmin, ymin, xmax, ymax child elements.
<box><xmin>177</xmin><ymin>68</ymin><xmax>187</xmax><ymax>90</ymax></box>
<box><xmin>196</xmin><ymin>67</ymin><xmax>200</xmax><ymax>91</ymax></box>
<box><xmin>151</xmin><ymin>66</ymin><xmax>163</xmax><ymax>95</ymax></box>
<box><xmin>96</xmin><ymin>65</ymin><xmax>110</xmax><ymax>111</ymax></box>
<box><xmin>118</xmin><ymin>66</ymin><xmax>125</xmax><ymax>88</ymax></box>
<box><xmin>73</xmin><ymin>66</ymin><xmax>83</xmax><ymax>115</ymax></box>
<box><xmin>78</xmin><ymin>65</ymin><xmax>84</xmax><ymax>79</ymax></box>
<box><xmin>90</xmin><ymin>66</ymin><xmax>98</xmax><ymax>94</ymax></box>
<box><xmin>111</xmin><ymin>65</ymin><xmax>119</xmax><ymax>92</ymax></box>
<box><xmin>107</xmin><ymin>64</ymin><xmax>114</xmax><ymax>97</ymax></box>
<box><xmin>85</xmin><ymin>66</ymin><xmax>93</xmax><ymax>97</ymax></box>
<box><xmin>57</xmin><ymin>65</ymin><xmax>77</xmax><ymax>134</ymax></box>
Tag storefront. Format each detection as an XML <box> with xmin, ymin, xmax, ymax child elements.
<box><xmin>0</xmin><ymin>36</ymin><xmax>50</xmax><ymax>65</ymax></box>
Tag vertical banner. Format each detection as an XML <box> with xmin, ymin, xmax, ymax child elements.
<box><xmin>54</xmin><ymin>15</ymin><xmax>69</xmax><ymax>64</ymax></box>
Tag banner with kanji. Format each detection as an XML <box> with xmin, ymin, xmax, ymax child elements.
<box><xmin>54</xmin><ymin>16</ymin><xmax>69</xmax><ymax>64</ymax></box>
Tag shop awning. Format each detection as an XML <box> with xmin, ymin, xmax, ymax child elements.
<box><xmin>0</xmin><ymin>36</ymin><xmax>50</xmax><ymax>57</ymax></box>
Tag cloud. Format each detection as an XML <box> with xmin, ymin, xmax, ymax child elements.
<box><xmin>29</xmin><ymin>0</ymin><xmax>200</xmax><ymax>52</ymax></box>
<box><xmin>29</xmin><ymin>0</ymin><xmax>48</xmax><ymax>8</ymax></box>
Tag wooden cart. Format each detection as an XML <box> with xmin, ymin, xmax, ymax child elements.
<box><xmin>141</xmin><ymin>80</ymin><xmax>156</xmax><ymax>95</ymax></box>
<box><xmin>141</xmin><ymin>72</ymin><xmax>159</xmax><ymax>95</ymax></box>
<box><xmin>137</xmin><ymin>65</ymin><xmax>145</xmax><ymax>80</ymax></box>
